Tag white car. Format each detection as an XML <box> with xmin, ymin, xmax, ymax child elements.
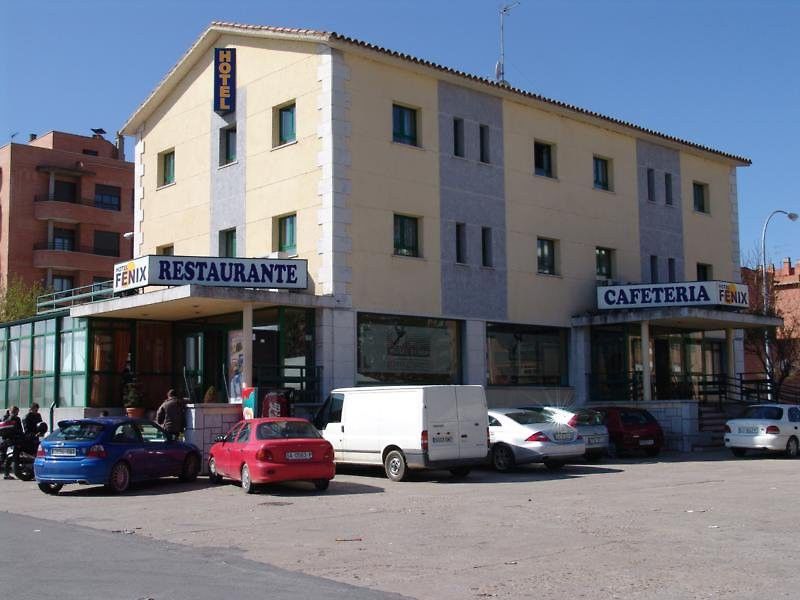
<box><xmin>724</xmin><ymin>404</ymin><xmax>800</xmax><ymax>458</ymax></box>
<box><xmin>522</xmin><ymin>405</ymin><xmax>609</xmax><ymax>461</ymax></box>
<box><xmin>488</xmin><ymin>408</ymin><xmax>585</xmax><ymax>471</ymax></box>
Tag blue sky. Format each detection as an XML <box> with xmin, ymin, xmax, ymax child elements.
<box><xmin>2</xmin><ymin>0</ymin><xmax>798</xmax><ymax>266</ymax></box>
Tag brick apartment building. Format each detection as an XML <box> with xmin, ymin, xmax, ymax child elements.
<box><xmin>0</xmin><ymin>131</ymin><xmax>134</xmax><ymax>292</ymax></box>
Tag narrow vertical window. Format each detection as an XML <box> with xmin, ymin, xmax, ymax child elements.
<box><xmin>392</xmin><ymin>104</ymin><xmax>418</xmax><ymax>146</ymax></box>
<box><xmin>650</xmin><ymin>255</ymin><xmax>659</xmax><ymax>283</ymax></box>
<box><xmin>693</xmin><ymin>182</ymin><xmax>709</xmax><ymax>213</ymax></box>
<box><xmin>596</xmin><ymin>247</ymin><xmax>614</xmax><ymax>279</ymax></box>
<box><xmin>455</xmin><ymin>222</ymin><xmax>466</xmax><ymax>264</ymax></box>
<box><xmin>534</xmin><ymin>142</ymin><xmax>553</xmax><ymax>177</ymax></box>
<box><xmin>453</xmin><ymin>118</ymin><xmax>464</xmax><ymax>158</ymax></box>
<box><xmin>593</xmin><ymin>156</ymin><xmax>610</xmax><ymax>190</ymax></box>
<box><xmin>647</xmin><ymin>168</ymin><xmax>655</xmax><ymax>202</ymax></box>
<box><xmin>668</xmin><ymin>258</ymin><xmax>676</xmax><ymax>283</ymax></box>
<box><xmin>481</xmin><ymin>227</ymin><xmax>493</xmax><ymax>267</ymax></box>
<box><xmin>279</xmin><ymin>215</ymin><xmax>296</xmax><ymax>255</ymax></box>
<box><xmin>393</xmin><ymin>214</ymin><xmax>419</xmax><ymax>257</ymax></box>
<box><xmin>479</xmin><ymin>125</ymin><xmax>490</xmax><ymax>163</ymax></box>
<box><xmin>697</xmin><ymin>262</ymin><xmax>712</xmax><ymax>281</ymax></box>
<box><xmin>279</xmin><ymin>104</ymin><xmax>296</xmax><ymax>145</ymax></box>
<box><xmin>220</xmin><ymin>126</ymin><xmax>236</xmax><ymax>165</ymax></box>
<box><xmin>665</xmin><ymin>172</ymin><xmax>673</xmax><ymax>205</ymax></box>
<box><xmin>537</xmin><ymin>238</ymin><xmax>556</xmax><ymax>275</ymax></box>
<box><xmin>160</xmin><ymin>150</ymin><xmax>175</xmax><ymax>186</ymax></box>
<box><xmin>220</xmin><ymin>228</ymin><xmax>237</xmax><ymax>257</ymax></box>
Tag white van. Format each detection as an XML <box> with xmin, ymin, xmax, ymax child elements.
<box><xmin>313</xmin><ymin>385</ymin><xmax>489</xmax><ymax>481</ymax></box>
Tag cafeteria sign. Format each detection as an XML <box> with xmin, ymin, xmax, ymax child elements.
<box><xmin>598</xmin><ymin>281</ymin><xmax>749</xmax><ymax>310</ymax></box>
<box><xmin>113</xmin><ymin>256</ymin><xmax>308</xmax><ymax>293</ymax></box>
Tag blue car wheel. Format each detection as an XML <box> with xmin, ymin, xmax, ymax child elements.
<box><xmin>107</xmin><ymin>462</ymin><xmax>131</xmax><ymax>494</ymax></box>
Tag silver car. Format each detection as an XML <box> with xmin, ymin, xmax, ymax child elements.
<box><xmin>488</xmin><ymin>408</ymin><xmax>585</xmax><ymax>472</ymax></box>
<box><xmin>521</xmin><ymin>406</ymin><xmax>609</xmax><ymax>461</ymax></box>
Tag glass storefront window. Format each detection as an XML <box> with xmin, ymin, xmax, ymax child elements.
<box><xmin>487</xmin><ymin>323</ymin><xmax>568</xmax><ymax>386</ymax></box>
<box><xmin>357</xmin><ymin>313</ymin><xmax>461</xmax><ymax>385</ymax></box>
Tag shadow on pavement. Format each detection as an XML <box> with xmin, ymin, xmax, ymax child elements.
<box><xmin>208</xmin><ymin>477</ymin><xmax>385</xmax><ymax>497</ymax></box>
<box><xmin>55</xmin><ymin>478</ymin><xmax>216</xmax><ymax>497</ymax></box>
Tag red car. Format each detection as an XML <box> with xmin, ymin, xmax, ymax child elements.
<box><xmin>592</xmin><ymin>406</ymin><xmax>664</xmax><ymax>457</ymax></box>
<box><xmin>208</xmin><ymin>418</ymin><xmax>334</xmax><ymax>494</ymax></box>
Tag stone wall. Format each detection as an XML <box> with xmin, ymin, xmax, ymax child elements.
<box><xmin>184</xmin><ymin>403</ymin><xmax>243</xmax><ymax>474</ymax></box>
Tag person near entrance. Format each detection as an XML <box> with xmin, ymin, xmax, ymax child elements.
<box><xmin>156</xmin><ymin>389</ymin><xmax>185</xmax><ymax>438</ymax></box>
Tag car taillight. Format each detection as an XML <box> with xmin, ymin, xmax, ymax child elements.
<box><xmin>526</xmin><ymin>431</ymin><xmax>550</xmax><ymax>442</ymax></box>
<box><xmin>255</xmin><ymin>447</ymin><xmax>274</xmax><ymax>462</ymax></box>
<box><xmin>323</xmin><ymin>446</ymin><xmax>333</xmax><ymax>461</ymax></box>
<box><xmin>724</xmin><ymin>424</ymin><xmax>731</xmax><ymax>433</ymax></box>
<box><xmin>36</xmin><ymin>447</ymin><xmax>45</xmax><ymax>458</ymax></box>
<box><xmin>86</xmin><ymin>444</ymin><xmax>106</xmax><ymax>459</ymax></box>
<box><xmin>421</xmin><ymin>430</ymin><xmax>428</xmax><ymax>452</ymax></box>
<box><xmin>766</xmin><ymin>425</ymin><xmax>780</xmax><ymax>434</ymax></box>
<box><xmin>568</xmin><ymin>416</ymin><xmax>578</xmax><ymax>427</ymax></box>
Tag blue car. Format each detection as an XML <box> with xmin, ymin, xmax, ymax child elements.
<box><xmin>35</xmin><ymin>417</ymin><xmax>201</xmax><ymax>495</ymax></box>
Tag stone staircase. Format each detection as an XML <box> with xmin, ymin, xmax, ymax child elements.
<box><xmin>691</xmin><ymin>404</ymin><xmax>727</xmax><ymax>452</ymax></box>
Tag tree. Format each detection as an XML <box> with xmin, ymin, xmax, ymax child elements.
<box><xmin>0</xmin><ymin>276</ymin><xmax>45</xmax><ymax>322</ymax></box>
<box><xmin>741</xmin><ymin>265</ymin><xmax>800</xmax><ymax>399</ymax></box>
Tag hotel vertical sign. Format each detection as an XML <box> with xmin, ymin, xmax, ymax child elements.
<box><xmin>214</xmin><ymin>48</ymin><xmax>236</xmax><ymax>114</ymax></box>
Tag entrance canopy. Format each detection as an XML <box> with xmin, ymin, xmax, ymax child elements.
<box><xmin>70</xmin><ymin>284</ymin><xmax>337</xmax><ymax>321</ymax></box>
<box><xmin>572</xmin><ymin>306</ymin><xmax>782</xmax><ymax>331</ymax></box>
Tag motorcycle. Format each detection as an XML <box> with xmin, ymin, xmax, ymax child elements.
<box><xmin>4</xmin><ymin>422</ymin><xmax>48</xmax><ymax>481</ymax></box>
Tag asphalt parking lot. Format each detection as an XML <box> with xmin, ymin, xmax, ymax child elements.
<box><xmin>3</xmin><ymin>451</ymin><xmax>799</xmax><ymax>599</ymax></box>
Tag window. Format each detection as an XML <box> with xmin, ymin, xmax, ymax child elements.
<box><xmin>219</xmin><ymin>126</ymin><xmax>236</xmax><ymax>165</ymax></box>
<box><xmin>593</xmin><ymin>156</ymin><xmax>610</xmax><ymax>190</ymax></box>
<box><xmin>665</xmin><ymin>173</ymin><xmax>673</xmax><ymax>205</ymax></box>
<box><xmin>693</xmin><ymin>182</ymin><xmax>709</xmax><ymax>213</ymax></box>
<box><xmin>235</xmin><ymin>424</ymin><xmax>251</xmax><ymax>443</ymax></box>
<box><xmin>139</xmin><ymin>422</ymin><xmax>168</xmax><ymax>443</ymax></box>
<box><xmin>159</xmin><ymin>150</ymin><xmax>175</xmax><ymax>186</ymax></box>
<box><xmin>534</xmin><ymin>142</ymin><xmax>553</xmax><ymax>178</ymax></box>
<box><xmin>596</xmin><ymin>247</ymin><xmax>614</xmax><ymax>279</ymax></box>
<box><xmin>537</xmin><ymin>238</ymin><xmax>556</xmax><ymax>275</ymax></box>
<box><xmin>481</xmin><ymin>227</ymin><xmax>493</xmax><ymax>267</ymax></box>
<box><xmin>392</xmin><ymin>104</ymin><xmax>418</xmax><ymax>146</ymax></box>
<box><xmin>479</xmin><ymin>125</ymin><xmax>490</xmax><ymax>163</ymax></box>
<box><xmin>394</xmin><ymin>214</ymin><xmax>419</xmax><ymax>257</ymax></box>
<box><xmin>647</xmin><ymin>168</ymin><xmax>655</xmax><ymax>202</ymax></box>
<box><xmin>278</xmin><ymin>215</ymin><xmax>296</xmax><ymax>254</ymax></box>
<box><xmin>668</xmin><ymin>258</ymin><xmax>676</xmax><ymax>283</ymax></box>
<box><xmin>157</xmin><ymin>244</ymin><xmax>174</xmax><ymax>256</ymax></box>
<box><xmin>93</xmin><ymin>231</ymin><xmax>119</xmax><ymax>257</ymax></box>
<box><xmin>453</xmin><ymin>118</ymin><xmax>465</xmax><ymax>157</ymax></box>
<box><xmin>53</xmin><ymin>228</ymin><xmax>75</xmax><ymax>251</ymax></box>
<box><xmin>220</xmin><ymin>228</ymin><xmax>236</xmax><ymax>257</ymax></box>
<box><xmin>82</xmin><ymin>149</ymin><xmax>99</xmax><ymax>156</ymax></box>
<box><xmin>486</xmin><ymin>322</ymin><xmax>569</xmax><ymax>386</ymax></box>
<box><xmin>52</xmin><ymin>276</ymin><xmax>74</xmax><ymax>293</ymax></box>
<box><xmin>53</xmin><ymin>180</ymin><xmax>77</xmax><ymax>202</ymax></box>
<box><xmin>455</xmin><ymin>222</ymin><xmax>466</xmax><ymax>264</ymax></box>
<box><xmin>94</xmin><ymin>184</ymin><xmax>121</xmax><ymax>211</ymax></box>
<box><xmin>650</xmin><ymin>255</ymin><xmax>659</xmax><ymax>283</ymax></box>
<box><xmin>697</xmin><ymin>262</ymin><xmax>713</xmax><ymax>281</ymax></box>
<box><xmin>277</xmin><ymin>103</ymin><xmax>296</xmax><ymax>146</ymax></box>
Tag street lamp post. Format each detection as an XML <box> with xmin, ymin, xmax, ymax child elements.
<box><xmin>760</xmin><ymin>210</ymin><xmax>799</xmax><ymax>390</ymax></box>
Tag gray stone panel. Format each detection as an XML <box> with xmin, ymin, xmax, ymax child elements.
<box><xmin>636</xmin><ymin>139</ymin><xmax>684</xmax><ymax>282</ymax></box>
<box><xmin>438</xmin><ymin>81</ymin><xmax>507</xmax><ymax>320</ymax></box>
<box><xmin>210</xmin><ymin>89</ymin><xmax>246</xmax><ymax>256</ymax></box>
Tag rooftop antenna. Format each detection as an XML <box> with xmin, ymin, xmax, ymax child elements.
<box><xmin>495</xmin><ymin>2</ymin><xmax>520</xmax><ymax>85</ymax></box>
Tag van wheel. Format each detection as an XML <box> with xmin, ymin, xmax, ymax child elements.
<box><xmin>384</xmin><ymin>450</ymin><xmax>407</xmax><ymax>482</ymax></box>
<box><xmin>491</xmin><ymin>444</ymin><xmax>515</xmax><ymax>472</ymax></box>
<box><xmin>449</xmin><ymin>467</ymin><xmax>471</xmax><ymax>478</ymax></box>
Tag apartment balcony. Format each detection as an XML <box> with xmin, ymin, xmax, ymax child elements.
<box><xmin>33</xmin><ymin>195</ymin><xmax>128</xmax><ymax>227</ymax></box>
<box><xmin>32</xmin><ymin>243</ymin><xmax>121</xmax><ymax>272</ymax></box>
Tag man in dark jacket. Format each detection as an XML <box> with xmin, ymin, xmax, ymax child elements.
<box><xmin>156</xmin><ymin>390</ymin><xmax>185</xmax><ymax>436</ymax></box>
<box><xmin>1</xmin><ymin>406</ymin><xmax>23</xmax><ymax>479</ymax></box>
<box><xmin>23</xmin><ymin>403</ymin><xmax>43</xmax><ymax>435</ymax></box>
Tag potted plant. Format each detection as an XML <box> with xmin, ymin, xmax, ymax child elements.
<box><xmin>123</xmin><ymin>382</ymin><xmax>145</xmax><ymax>418</ymax></box>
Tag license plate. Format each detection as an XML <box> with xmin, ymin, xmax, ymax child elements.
<box><xmin>587</xmin><ymin>436</ymin><xmax>604</xmax><ymax>444</ymax></box>
<box><xmin>554</xmin><ymin>432</ymin><xmax>572</xmax><ymax>441</ymax></box>
<box><xmin>432</xmin><ymin>435</ymin><xmax>453</xmax><ymax>444</ymax></box>
<box><xmin>639</xmin><ymin>439</ymin><xmax>655</xmax><ymax>446</ymax></box>
<box><xmin>51</xmin><ymin>447</ymin><xmax>77</xmax><ymax>457</ymax></box>
<box><xmin>285</xmin><ymin>451</ymin><xmax>312</xmax><ymax>460</ymax></box>
<box><xmin>738</xmin><ymin>427</ymin><xmax>758</xmax><ymax>434</ymax></box>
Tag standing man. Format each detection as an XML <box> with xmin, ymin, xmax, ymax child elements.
<box><xmin>156</xmin><ymin>389</ymin><xmax>185</xmax><ymax>438</ymax></box>
<box><xmin>1</xmin><ymin>406</ymin><xmax>23</xmax><ymax>479</ymax></box>
<box><xmin>23</xmin><ymin>403</ymin><xmax>43</xmax><ymax>435</ymax></box>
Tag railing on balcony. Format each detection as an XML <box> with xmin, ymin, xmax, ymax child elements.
<box><xmin>36</xmin><ymin>280</ymin><xmax>115</xmax><ymax>314</ymax></box>
<box><xmin>34</xmin><ymin>194</ymin><xmax>120</xmax><ymax>211</ymax></box>
<box><xmin>33</xmin><ymin>242</ymin><xmax>120</xmax><ymax>257</ymax></box>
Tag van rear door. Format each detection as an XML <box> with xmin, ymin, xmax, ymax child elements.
<box><xmin>316</xmin><ymin>393</ymin><xmax>344</xmax><ymax>460</ymax></box>
<box><xmin>455</xmin><ymin>386</ymin><xmax>489</xmax><ymax>459</ymax></box>
<box><xmin>423</xmin><ymin>387</ymin><xmax>460</xmax><ymax>462</ymax></box>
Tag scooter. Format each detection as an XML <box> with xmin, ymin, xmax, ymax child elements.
<box><xmin>4</xmin><ymin>422</ymin><xmax>48</xmax><ymax>481</ymax></box>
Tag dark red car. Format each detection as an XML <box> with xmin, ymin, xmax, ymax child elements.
<box><xmin>208</xmin><ymin>418</ymin><xmax>334</xmax><ymax>494</ymax></box>
<box><xmin>592</xmin><ymin>406</ymin><xmax>664</xmax><ymax>457</ymax></box>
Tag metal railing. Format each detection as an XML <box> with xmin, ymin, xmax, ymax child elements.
<box><xmin>36</xmin><ymin>280</ymin><xmax>114</xmax><ymax>314</ymax></box>
<box><xmin>34</xmin><ymin>194</ymin><xmax>120</xmax><ymax>211</ymax></box>
<box><xmin>33</xmin><ymin>241</ymin><xmax>120</xmax><ymax>257</ymax></box>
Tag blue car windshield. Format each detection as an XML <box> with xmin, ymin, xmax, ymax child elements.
<box><xmin>51</xmin><ymin>423</ymin><xmax>105</xmax><ymax>442</ymax></box>
<box><xmin>256</xmin><ymin>421</ymin><xmax>321</xmax><ymax>440</ymax></box>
